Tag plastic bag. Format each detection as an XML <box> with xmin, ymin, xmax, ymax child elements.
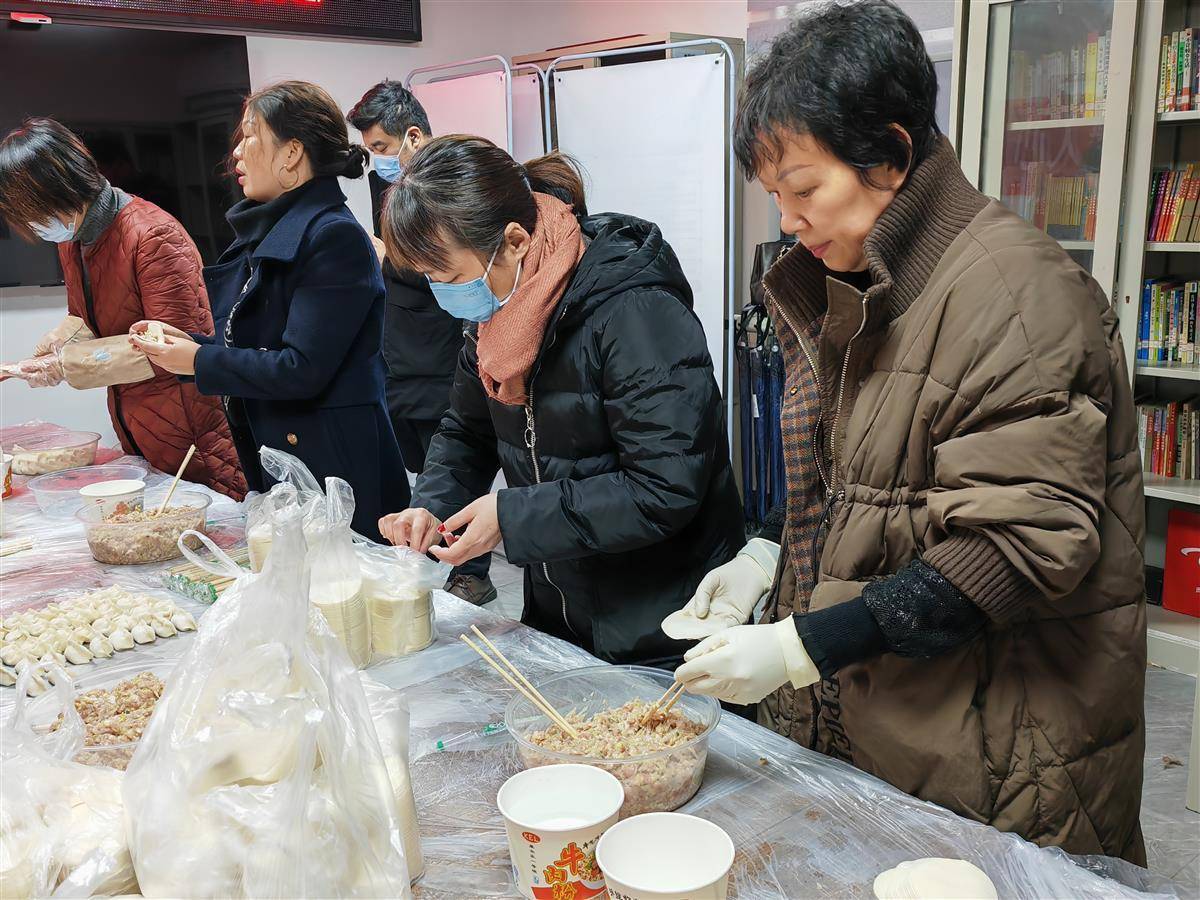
<box><xmin>308</xmin><ymin>478</ymin><xmax>370</xmax><ymax>669</ymax></box>
<box><xmin>123</xmin><ymin>517</ymin><xmax>410</xmax><ymax>898</ymax></box>
<box><xmin>356</xmin><ymin>543</ymin><xmax>449</xmax><ymax>661</ymax></box>
<box><xmin>245</xmin><ymin>446</ymin><xmax>326</xmax><ymax>572</ymax></box>
<box><xmin>361</xmin><ymin>677</ymin><xmax>424</xmax><ymax>883</ymax></box>
<box><xmin>0</xmin><ymin>663</ymin><xmax>137</xmax><ymax>899</ymax></box>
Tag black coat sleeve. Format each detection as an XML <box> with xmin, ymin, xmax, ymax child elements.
<box><xmin>796</xmin><ymin>558</ymin><xmax>987</xmax><ymax>678</ymax></box>
<box><xmin>409</xmin><ymin>334</ymin><xmax>501</xmax><ymax>520</ymax></box>
<box><xmin>496</xmin><ymin>289</ymin><xmax>725</xmax><ymax>564</ymax></box>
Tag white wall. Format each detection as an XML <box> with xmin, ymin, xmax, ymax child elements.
<box><xmin>1</xmin><ymin>0</ymin><xmax>749</xmax><ymax>436</ymax></box>
<box><xmin>246</xmin><ymin>0</ymin><xmax>748</xmax><ymax>229</ymax></box>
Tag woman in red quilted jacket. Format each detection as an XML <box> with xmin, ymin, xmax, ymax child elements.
<box><xmin>0</xmin><ymin>118</ymin><xmax>246</xmax><ymax>499</ymax></box>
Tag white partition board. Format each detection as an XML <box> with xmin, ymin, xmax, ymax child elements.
<box><xmin>512</xmin><ymin>73</ymin><xmax>545</xmax><ymax>163</ymax></box>
<box><xmin>411</xmin><ymin>71</ymin><xmax>508</xmax><ymax>148</ymax></box>
<box><xmin>554</xmin><ymin>54</ymin><xmax>728</xmax><ymax>383</ymax></box>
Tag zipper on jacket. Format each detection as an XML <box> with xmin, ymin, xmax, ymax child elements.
<box><xmin>763</xmin><ymin>283</ymin><xmax>830</xmax><ymax>497</ymax></box>
<box><xmin>524</xmin><ymin>387</ymin><xmax>578</xmax><ymax>639</ymax></box>
<box><xmin>829</xmin><ymin>293</ymin><xmax>871</xmax><ymax>490</ymax></box>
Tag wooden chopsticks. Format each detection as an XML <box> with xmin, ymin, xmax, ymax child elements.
<box><xmin>460</xmin><ymin>624</ymin><xmax>580</xmax><ymax>739</ymax></box>
<box><xmin>155</xmin><ymin>444</ymin><xmax>196</xmax><ymax>516</ymax></box>
<box><xmin>0</xmin><ymin>538</ymin><xmax>33</xmax><ymax>558</ymax></box>
<box><xmin>639</xmin><ymin>681</ymin><xmax>686</xmax><ymax>728</ymax></box>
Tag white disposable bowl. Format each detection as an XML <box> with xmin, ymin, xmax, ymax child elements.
<box><xmin>79</xmin><ymin>479</ymin><xmax>145</xmax><ymax>517</ymax></box>
<box><xmin>596</xmin><ymin>812</ymin><xmax>735</xmax><ymax>900</ymax></box>
<box><xmin>498</xmin><ymin>764</ymin><xmax>624</xmax><ymax>899</ymax></box>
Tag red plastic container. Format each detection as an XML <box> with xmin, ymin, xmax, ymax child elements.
<box><xmin>1163</xmin><ymin>508</ymin><xmax>1200</xmax><ymax>617</ymax></box>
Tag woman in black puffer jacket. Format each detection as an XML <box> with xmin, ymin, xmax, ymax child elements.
<box><xmin>378</xmin><ymin>136</ymin><xmax>743</xmax><ymax>667</ymax></box>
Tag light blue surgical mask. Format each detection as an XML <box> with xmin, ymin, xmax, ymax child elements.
<box><xmin>373</xmin><ymin>153</ymin><xmax>403</xmax><ymax>183</ymax></box>
<box><xmin>427</xmin><ymin>244</ymin><xmax>522</xmax><ymax>323</ymax></box>
<box><xmin>29</xmin><ymin>214</ymin><xmax>78</xmax><ymax>243</ymax></box>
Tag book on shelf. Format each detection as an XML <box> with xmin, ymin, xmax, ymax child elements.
<box><xmin>1001</xmin><ymin>163</ymin><xmax>1097</xmax><ymax>239</ymax></box>
<box><xmin>1007</xmin><ymin>30</ymin><xmax>1110</xmax><ymax>122</ymax></box>
<box><xmin>1158</xmin><ymin>28</ymin><xmax>1200</xmax><ymax>112</ymax></box>
<box><xmin>1138</xmin><ymin>278</ymin><xmax>1200</xmax><ymax>365</ymax></box>
<box><xmin>1146</xmin><ymin>165</ymin><xmax>1200</xmax><ymax>241</ymax></box>
<box><xmin>1138</xmin><ymin>398</ymin><xmax>1200</xmax><ymax>479</ymax></box>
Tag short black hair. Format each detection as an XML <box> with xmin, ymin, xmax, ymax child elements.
<box><xmin>735</xmin><ymin>0</ymin><xmax>939</xmax><ymax>185</ymax></box>
<box><xmin>347</xmin><ymin>80</ymin><xmax>431</xmax><ymax>139</ymax></box>
<box><xmin>0</xmin><ymin>117</ymin><xmax>104</xmax><ymax>241</ymax></box>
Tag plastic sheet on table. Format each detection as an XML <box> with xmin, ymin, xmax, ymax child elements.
<box><xmin>374</xmin><ymin>599</ymin><xmax>1189</xmax><ymax>900</ymax></box>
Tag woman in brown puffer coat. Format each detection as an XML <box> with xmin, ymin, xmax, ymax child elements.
<box><xmin>0</xmin><ymin>118</ymin><xmax>246</xmax><ymax>499</ymax></box>
<box><xmin>670</xmin><ymin>0</ymin><xmax>1146</xmax><ymax>866</ymax></box>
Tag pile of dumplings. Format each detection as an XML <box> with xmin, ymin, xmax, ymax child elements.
<box><xmin>0</xmin><ymin>587</ymin><xmax>196</xmax><ymax>694</ymax></box>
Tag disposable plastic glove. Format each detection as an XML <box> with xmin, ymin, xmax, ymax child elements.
<box><xmin>0</xmin><ymin>355</ymin><xmax>66</xmax><ymax>388</ymax></box>
<box><xmin>661</xmin><ymin>538</ymin><xmax>779</xmax><ymax>640</ymax></box>
<box><xmin>673</xmin><ymin>619</ymin><xmax>818</xmax><ymax>705</ymax></box>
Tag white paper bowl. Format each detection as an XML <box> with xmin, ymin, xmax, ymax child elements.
<box><xmin>79</xmin><ymin>479</ymin><xmax>146</xmax><ymax>517</ymax></box>
<box><xmin>596</xmin><ymin>812</ymin><xmax>734</xmax><ymax>900</ymax></box>
<box><xmin>498</xmin><ymin>764</ymin><xmax>624</xmax><ymax>899</ymax></box>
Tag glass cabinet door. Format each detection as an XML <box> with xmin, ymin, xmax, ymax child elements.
<box><xmin>960</xmin><ymin>0</ymin><xmax>1139</xmax><ymax>297</ymax></box>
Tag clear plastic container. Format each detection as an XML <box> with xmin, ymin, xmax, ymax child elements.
<box><xmin>9</xmin><ymin>430</ymin><xmax>100</xmax><ymax>475</ymax></box>
<box><xmin>27</xmin><ymin>464</ymin><xmax>148</xmax><ymax>518</ymax></box>
<box><xmin>77</xmin><ymin>491</ymin><xmax>210</xmax><ymax>565</ymax></box>
<box><xmin>25</xmin><ymin>661</ymin><xmax>175</xmax><ymax>770</ymax></box>
<box><xmin>505</xmin><ymin>665</ymin><xmax>720</xmax><ymax>818</ymax></box>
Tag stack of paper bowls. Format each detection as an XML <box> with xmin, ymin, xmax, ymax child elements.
<box><xmin>310</xmin><ymin>575</ymin><xmax>371</xmax><ymax>668</ymax></box>
<box><xmin>363</xmin><ymin>576</ymin><xmax>434</xmax><ymax>658</ymax></box>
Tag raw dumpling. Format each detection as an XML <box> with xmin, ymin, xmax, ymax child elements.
<box><xmin>171</xmin><ymin>611</ymin><xmax>197</xmax><ymax>632</ymax></box>
<box><xmin>150</xmin><ymin>617</ymin><xmax>176</xmax><ymax>638</ymax></box>
<box><xmin>91</xmin><ymin>617</ymin><xmax>112</xmax><ymax>635</ymax></box>
<box><xmin>89</xmin><ymin>635</ymin><xmax>114</xmax><ymax>659</ymax></box>
<box><xmin>112</xmin><ymin>615</ymin><xmax>133</xmax><ymax>632</ymax></box>
<box><xmin>0</xmin><ymin>665</ymin><xmax>14</xmax><ymax>687</ymax></box>
<box><xmin>110</xmin><ymin>629</ymin><xmax>134</xmax><ymax>651</ymax></box>
<box><xmin>64</xmin><ymin>642</ymin><xmax>93</xmax><ymax>665</ymax></box>
<box><xmin>131</xmin><ymin>624</ymin><xmax>156</xmax><ymax>645</ymax></box>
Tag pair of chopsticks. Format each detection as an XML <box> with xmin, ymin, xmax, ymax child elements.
<box><xmin>460</xmin><ymin>625</ymin><xmax>581</xmax><ymax>739</ymax></box>
<box><xmin>0</xmin><ymin>538</ymin><xmax>33</xmax><ymax>558</ymax></box>
<box><xmin>639</xmin><ymin>681</ymin><xmax>686</xmax><ymax>728</ymax></box>
<box><xmin>153</xmin><ymin>445</ymin><xmax>196</xmax><ymax>516</ymax></box>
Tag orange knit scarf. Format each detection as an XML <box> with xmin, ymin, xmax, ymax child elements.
<box><xmin>477</xmin><ymin>192</ymin><xmax>586</xmax><ymax>406</ymax></box>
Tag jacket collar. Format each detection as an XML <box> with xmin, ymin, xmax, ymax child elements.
<box><xmin>764</xmin><ymin>136</ymin><xmax>987</xmax><ymax>327</ymax></box>
<box><xmin>237</xmin><ymin>176</ymin><xmax>347</xmax><ymax>262</ymax></box>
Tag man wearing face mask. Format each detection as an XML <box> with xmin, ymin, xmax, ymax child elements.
<box><xmin>346</xmin><ymin>81</ymin><xmax>495</xmax><ymax>605</ymax></box>
<box><xmin>0</xmin><ymin>117</ymin><xmax>246</xmax><ymax>499</ymax></box>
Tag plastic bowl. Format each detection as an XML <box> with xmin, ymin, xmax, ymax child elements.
<box><xmin>9</xmin><ymin>431</ymin><xmax>100</xmax><ymax>476</ymax></box>
<box><xmin>26</xmin><ymin>662</ymin><xmax>174</xmax><ymax>770</ymax></box>
<box><xmin>27</xmin><ymin>464</ymin><xmax>147</xmax><ymax>518</ymax></box>
<box><xmin>505</xmin><ymin>665</ymin><xmax>720</xmax><ymax>818</ymax></box>
<box><xmin>77</xmin><ymin>490</ymin><xmax>210</xmax><ymax>565</ymax></box>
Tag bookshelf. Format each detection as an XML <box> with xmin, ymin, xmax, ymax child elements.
<box><xmin>1008</xmin><ymin>116</ymin><xmax>1105</xmax><ymax>131</ymax></box>
<box><xmin>962</xmin><ymin>1</ymin><xmax>1200</xmax><ymax>681</ymax></box>
<box><xmin>960</xmin><ymin>0</ymin><xmax>1132</xmax><ymax>289</ymax></box>
<box><xmin>1114</xmin><ymin>0</ymin><xmax>1200</xmax><ymax>678</ymax></box>
<box><xmin>1137</xmin><ymin>362</ymin><xmax>1200</xmax><ymax>379</ymax></box>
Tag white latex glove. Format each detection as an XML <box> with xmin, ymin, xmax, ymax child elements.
<box><xmin>873</xmin><ymin>859</ymin><xmax>997</xmax><ymax>900</ymax></box>
<box><xmin>661</xmin><ymin>538</ymin><xmax>779</xmax><ymax>640</ymax></box>
<box><xmin>673</xmin><ymin>619</ymin><xmax>818</xmax><ymax>705</ymax></box>
<box><xmin>0</xmin><ymin>355</ymin><xmax>66</xmax><ymax>388</ymax></box>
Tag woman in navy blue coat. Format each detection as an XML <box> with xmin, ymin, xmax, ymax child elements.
<box><xmin>132</xmin><ymin>81</ymin><xmax>408</xmax><ymax>540</ymax></box>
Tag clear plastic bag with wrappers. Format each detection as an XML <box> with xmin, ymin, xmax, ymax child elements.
<box><xmin>308</xmin><ymin>477</ymin><xmax>370</xmax><ymax>668</ymax></box>
<box><xmin>356</xmin><ymin>542</ymin><xmax>448</xmax><ymax>661</ymax></box>
<box><xmin>244</xmin><ymin>445</ymin><xmax>327</xmax><ymax>572</ymax></box>
<box><xmin>0</xmin><ymin>663</ymin><xmax>137</xmax><ymax>899</ymax></box>
<box><xmin>361</xmin><ymin>677</ymin><xmax>424</xmax><ymax>883</ymax></box>
<box><xmin>122</xmin><ymin>513</ymin><xmax>411</xmax><ymax>899</ymax></box>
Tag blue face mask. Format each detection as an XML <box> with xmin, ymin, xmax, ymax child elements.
<box><xmin>427</xmin><ymin>244</ymin><xmax>522</xmax><ymax>323</ymax></box>
<box><xmin>30</xmin><ymin>215</ymin><xmax>78</xmax><ymax>243</ymax></box>
<box><xmin>373</xmin><ymin>153</ymin><xmax>403</xmax><ymax>184</ymax></box>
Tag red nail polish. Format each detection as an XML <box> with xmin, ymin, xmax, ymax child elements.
<box><xmin>437</xmin><ymin>524</ymin><xmax>446</xmax><ymax>533</ymax></box>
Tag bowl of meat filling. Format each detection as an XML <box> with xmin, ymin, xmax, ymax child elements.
<box><xmin>505</xmin><ymin>665</ymin><xmax>720</xmax><ymax>817</ymax></box>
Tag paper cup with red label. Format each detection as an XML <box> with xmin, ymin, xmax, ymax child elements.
<box><xmin>596</xmin><ymin>812</ymin><xmax>734</xmax><ymax>900</ymax></box>
<box><xmin>2</xmin><ymin>453</ymin><xmax>12</xmax><ymax>499</ymax></box>
<box><xmin>498</xmin><ymin>763</ymin><xmax>625</xmax><ymax>899</ymax></box>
